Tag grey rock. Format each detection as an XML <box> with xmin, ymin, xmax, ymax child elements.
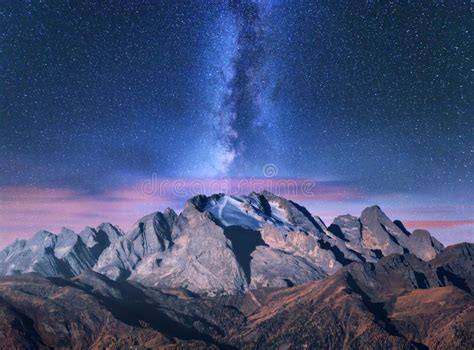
<box><xmin>132</xmin><ymin>199</ymin><xmax>247</xmax><ymax>295</ymax></box>
<box><xmin>79</xmin><ymin>227</ymin><xmax>100</xmax><ymax>249</ymax></box>
<box><xmin>0</xmin><ymin>223</ymin><xmax>123</xmax><ymax>278</ymax></box>
<box><xmin>54</xmin><ymin>227</ymin><xmax>96</xmax><ymax>275</ymax></box>
<box><xmin>360</xmin><ymin>205</ymin><xmax>407</xmax><ymax>256</ymax></box>
<box><xmin>0</xmin><ymin>230</ymin><xmax>67</xmax><ymax>277</ymax></box>
<box><xmin>1</xmin><ymin>192</ymin><xmax>446</xmax><ymax>295</ymax></box>
<box><xmin>0</xmin><ymin>239</ymin><xmax>26</xmax><ymax>262</ymax></box>
<box><xmin>406</xmin><ymin>229</ymin><xmax>443</xmax><ymax>261</ymax></box>
<box><xmin>329</xmin><ymin>214</ymin><xmax>379</xmax><ymax>262</ymax></box>
<box><xmin>79</xmin><ymin>223</ymin><xmax>124</xmax><ymax>259</ymax></box>
<box><xmin>330</xmin><ymin>205</ymin><xmax>444</xmax><ymax>262</ymax></box>
<box><xmin>250</xmin><ymin>246</ymin><xmax>327</xmax><ymax>288</ymax></box>
<box><xmin>131</xmin><ymin>192</ymin><xmax>358</xmax><ymax>295</ymax></box>
<box><xmin>96</xmin><ymin>222</ymin><xmax>124</xmax><ymax>242</ymax></box>
<box><xmin>259</xmin><ymin>224</ymin><xmax>343</xmax><ymax>275</ymax></box>
<box><xmin>430</xmin><ymin>242</ymin><xmax>474</xmax><ymax>292</ymax></box>
<box><xmin>94</xmin><ymin>209</ymin><xmax>177</xmax><ymax>280</ymax></box>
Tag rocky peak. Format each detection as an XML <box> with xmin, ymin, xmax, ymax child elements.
<box><xmin>93</xmin><ymin>209</ymin><xmax>178</xmax><ymax>281</ymax></box>
<box><xmin>27</xmin><ymin>230</ymin><xmax>57</xmax><ymax>251</ymax></box>
<box><xmin>54</xmin><ymin>227</ymin><xmax>80</xmax><ymax>259</ymax></box>
<box><xmin>0</xmin><ymin>192</ymin><xmax>447</xmax><ymax>295</ymax></box>
<box><xmin>406</xmin><ymin>229</ymin><xmax>443</xmax><ymax>261</ymax></box>
<box><xmin>78</xmin><ymin>223</ymin><xmax>123</xmax><ymax>259</ymax></box>
<box><xmin>330</xmin><ymin>205</ymin><xmax>444</xmax><ymax>262</ymax></box>
<box><xmin>329</xmin><ymin>214</ymin><xmax>360</xmax><ymax>241</ymax></box>
<box><xmin>361</xmin><ymin>205</ymin><xmax>388</xmax><ymax>220</ymax></box>
<box><xmin>0</xmin><ymin>226</ymin><xmax>112</xmax><ymax>278</ymax></box>
<box><xmin>0</xmin><ymin>239</ymin><xmax>26</xmax><ymax>260</ymax></box>
<box><xmin>187</xmin><ymin>194</ymin><xmax>215</xmax><ymax>212</ymax></box>
<box><xmin>126</xmin><ymin>210</ymin><xmax>176</xmax><ymax>253</ymax></box>
<box><xmin>79</xmin><ymin>226</ymin><xmax>99</xmax><ymax>248</ymax></box>
<box><xmin>96</xmin><ymin>222</ymin><xmax>124</xmax><ymax>242</ymax></box>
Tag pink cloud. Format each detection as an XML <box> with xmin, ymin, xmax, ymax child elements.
<box><xmin>389</xmin><ymin>205</ymin><xmax>474</xmax><ymax>216</ymax></box>
<box><xmin>0</xmin><ymin>185</ymin><xmax>178</xmax><ymax>248</ymax></box>
<box><xmin>403</xmin><ymin>220</ymin><xmax>474</xmax><ymax>230</ymax></box>
<box><xmin>137</xmin><ymin>176</ymin><xmax>363</xmax><ymax>201</ymax></box>
<box><xmin>0</xmin><ymin>178</ymin><xmax>362</xmax><ymax>248</ymax></box>
<box><xmin>1</xmin><ymin>180</ymin><xmax>470</xmax><ymax>249</ymax></box>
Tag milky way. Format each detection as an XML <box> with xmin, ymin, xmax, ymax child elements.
<box><xmin>210</xmin><ymin>0</ymin><xmax>276</xmax><ymax>175</ymax></box>
<box><xmin>0</xmin><ymin>1</ymin><xmax>472</xmax><ymax>246</ymax></box>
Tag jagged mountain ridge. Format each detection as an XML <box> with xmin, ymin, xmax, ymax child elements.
<box><xmin>0</xmin><ymin>223</ymin><xmax>123</xmax><ymax>278</ymax></box>
<box><xmin>0</xmin><ymin>244</ymin><xmax>471</xmax><ymax>349</ymax></box>
<box><xmin>0</xmin><ymin>191</ymin><xmax>444</xmax><ymax>295</ymax></box>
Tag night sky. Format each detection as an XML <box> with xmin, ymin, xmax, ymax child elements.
<box><xmin>1</xmin><ymin>1</ymin><xmax>472</xmax><ymax>247</ymax></box>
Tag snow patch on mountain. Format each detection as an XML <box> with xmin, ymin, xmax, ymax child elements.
<box><xmin>0</xmin><ymin>191</ymin><xmax>444</xmax><ymax>295</ymax></box>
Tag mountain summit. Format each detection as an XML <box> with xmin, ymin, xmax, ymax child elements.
<box><xmin>0</xmin><ymin>192</ymin><xmax>443</xmax><ymax>295</ymax></box>
<box><xmin>0</xmin><ymin>244</ymin><xmax>471</xmax><ymax>349</ymax></box>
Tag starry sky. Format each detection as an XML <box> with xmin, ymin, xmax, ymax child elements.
<box><xmin>1</xmin><ymin>1</ymin><xmax>472</xmax><ymax>247</ymax></box>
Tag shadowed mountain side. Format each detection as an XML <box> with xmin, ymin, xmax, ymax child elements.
<box><xmin>0</xmin><ymin>192</ymin><xmax>446</xmax><ymax>295</ymax></box>
<box><xmin>223</xmin><ymin>226</ymin><xmax>267</xmax><ymax>284</ymax></box>
<box><xmin>0</xmin><ymin>244</ymin><xmax>471</xmax><ymax>349</ymax></box>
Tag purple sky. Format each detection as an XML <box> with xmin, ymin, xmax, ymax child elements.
<box><xmin>1</xmin><ymin>177</ymin><xmax>472</xmax><ymax>249</ymax></box>
<box><xmin>1</xmin><ymin>3</ymin><xmax>472</xmax><ymax>250</ymax></box>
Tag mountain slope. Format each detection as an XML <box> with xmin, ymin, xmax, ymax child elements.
<box><xmin>229</xmin><ymin>245</ymin><xmax>474</xmax><ymax>348</ymax></box>
<box><xmin>0</xmin><ymin>192</ymin><xmax>444</xmax><ymax>295</ymax></box>
<box><xmin>329</xmin><ymin>205</ymin><xmax>443</xmax><ymax>261</ymax></box>
<box><xmin>94</xmin><ymin>208</ymin><xmax>177</xmax><ymax>280</ymax></box>
<box><xmin>0</xmin><ymin>224</ymin><xmax>123</xmax><ymax>278</ymax></box>
<box><xmin>0</xmin><ymin>244</ymin><xmax>471</xmax><ymax>349</ymax></box>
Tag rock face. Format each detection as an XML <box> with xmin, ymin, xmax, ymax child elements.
<box><xmin>0</xmin><ymin>192</ymin><xmax>445</xmax><ymax>295</ymax></box>
<box><xmin>230</xmin><ymin>246</ymin><xmax>474</xmax><ymax>349</ymax></box>
<box><xmin>53</xmin><ymin>227</ymin><xmax>97</xmax><ymax>275</ymax></box>
<box><xmin>94</xmin><ymin>208</ymin><xmax>177</xmax><ymax>280</ymax></box>
<box><xmin>430</xmin><ymin>242</ymin><xmax>474</xmax><ymax>292</ymax></box>
<box><xmin>79</xmin><ymin>223</ymin><xmax>124</xmax><ymax>258</ymax></box>
<box><xmin>329</xmin><ymin>205</ymin><xmax>443</xmax><ymax>261</ymax></box>
<box><xmin>0</xmin><ymin>244</ymin><xmax>471</xmax><ymax>349</ymax></box>
<box><xmin>0</xmin><ymin>223</ymin><xmax>122</xmax><ymax>278</ymax></box>
<box><xmin>126</xmin><ymin>192</ymin><xmax>350</xmax><ymax>294</ymax></box>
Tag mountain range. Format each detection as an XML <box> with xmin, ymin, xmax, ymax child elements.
<box><xmin>0</xmin><ymin>191</ymin><xmax>471</xmax><ymax>349</ymax></box>
<box><xmin>0</xmin><ymin>191</ymin><xmax>444</xmax><ymax>295</ymax></box>
<box><xmin>0</xmin><ymin>243</ymin><xmax>472</xmax><ymax>349</ymax></box>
